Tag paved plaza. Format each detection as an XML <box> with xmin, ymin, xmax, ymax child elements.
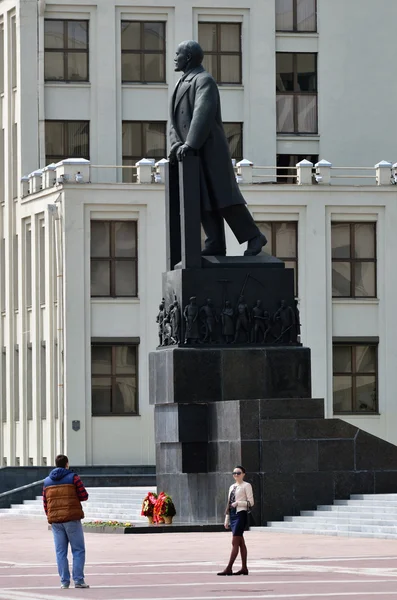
<box><xmin>1</xmin><ymin>518</ymin><xmax>397</xmax><ymax>599</ymax></box>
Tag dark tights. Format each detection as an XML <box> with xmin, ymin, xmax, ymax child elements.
<box><xmin>225</xmin><ymin>535</ymin><xmax>247</xmax><ymax>572</ymax></box>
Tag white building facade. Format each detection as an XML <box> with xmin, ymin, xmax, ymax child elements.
<box><xmin>1</xmin><ymin>0</ymin><xmax>397</xmax><ymax>466</ymax></box>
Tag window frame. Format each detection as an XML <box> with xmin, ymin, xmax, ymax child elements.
<box><xmin>45</xmin><ymin>120</ymin><xmax>90</xmax><ymax>164</ymax></box>
<box><xmin>44</xmin><ymin>19</ymin><xmax>90</xmax><ymax>83</ymax></box>
<box><xmin>331</xmin><ymin>222</ymin><xmax>377</xmax><ymax>299</ymax></box>
<box><xmin>224</xmin><ymin>122</ymin><xmax>243</xmax><ymax>162</ymax></box>
<box><xmin>256</xmin><ymin>220</ymin><xmax>298</xmax><ymax>295</ymax></box>
<box><xmin>121</xmin><ymin>20</ymin><xmax>166</xmax><ymax>84</ymax></box>
<box><xmin>198</xmin><ymin>22</ymin><xmax>242</xmax><ymax>85</ymax></box>
<box><xmin>276</xmin><ymin>0</ymin><xmax>317</xmax><ymax>33</ymax></box>
<box><xmin>333</xmin><ymin>342</ymin><xmax>378</xmax><ymax>415</ymax></box>
<box><xmin>122</xmin><ymin>120</ymin><xmax>167</xmax><ymax>182</ymax></box>
<box><xmin>90</xmin><ymin>220</ymin><xmax>138</xmax><ymax>298</ymax></box>
<box><xmin>91</xmin><ymin>342</ymin><xmax>139</xmax><ymax>416</ymax></box>
<box><xmin>276</xmin><ymin>52</ymin><xmax>318</xmax><ymax>134</ymax></box>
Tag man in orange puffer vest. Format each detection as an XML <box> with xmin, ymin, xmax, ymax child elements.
<box><xmin>43</xmin><ymin>455</ymin><xmax>89</xmax><ymax>590</ymax></box>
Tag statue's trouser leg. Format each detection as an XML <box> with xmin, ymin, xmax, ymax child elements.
<box><xmin>201</xmin><ymin>210</ymin><xmax>226</xmax><ymax>253</ymax></box>
<box><xmin>220</xmin><ymin>204</ymin><xmax>261</xmax><ymax>244</ymax></box>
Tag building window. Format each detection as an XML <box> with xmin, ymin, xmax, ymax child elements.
<box><xmin>198</xmin><ymin>22</ymin><xmax>242</xmax><ymax>84</ymax></box>
<box><xmin>332</xmin><ymin>222</ymin><xmax>376</xmax><ymax>298</ymax></box>
<box><xmin>276</xmin><ymin>53</ymin><xmax>317</xmax><ymax>134</ymax></box>
<box><xmin>121</xmin><ymin>21</ymin><xmax>165</xmax><ymax>83</ymax></box>
<box><xmin>91</xmin><ymin>221</ymin><xmax>138</xmax><ymax>297</ymax></box>
<box><xmin>122</xmin><ymin>121</ymin><xmax>166</xmax><ymax>182</ymax></box>
<box><xmin>256</xmin><ymin>221</ymin><xmax>298</xmax><ymax>295</ymax></box>
<box><xmin>91</xmin><ymin>344</ymin><xmax>138</xmax><ymax>415</ymax></box>
<box><xmin>276</xmin><ymin>0</ymin><xmax>316</xmax><ymax>32</ymax></box>
<box><xmin>45</xmin><ymin>121</ymin><xmax>90</xmax><ymax>164</ymax></box>
<box><xmin>277</xmin><ymin>154</ymin><xmax>318</xmax><ymax>183</ymax></box>
<box><xmin>333</xmin><ymin>343</ymin><xmax>378</xmax><ymax>414</ymax></box>
<box><xmin>44</xmin><ymin>19</ymin><xmax>89</xmax><ymax>82</ymax></box>
<box><xmin>224</xmin><ymin>123</ymin><xmax>243</xmax><ymax>162</ymax></box>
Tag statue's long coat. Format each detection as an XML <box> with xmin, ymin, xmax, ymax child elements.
<box><xmin>170</xmin><ymin>65</ymin><xmax>246</xmax><ymax>212</ymax></box>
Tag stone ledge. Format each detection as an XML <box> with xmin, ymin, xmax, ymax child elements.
<box><xmin>80</xmin><ymin>524</ymin><xmax>225</xmax><ymax>534</ymax></box>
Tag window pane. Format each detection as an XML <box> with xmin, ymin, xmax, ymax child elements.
<box><xmin>91</xmin><ymin>346</ymin><xmax>112</xmax><ymax>375</ymax></box>
<box><xmin>143</xmin><ymin>53</ymin><xmax>165</xmax><ymax>82</ymax></box>
<box><xmin>356</xmin><ymin>376</ymin><xmax>377</xmax><ymax>412</ymax></box>
<box><xmin>220</xmin><ymin>55</ymin><xmax>240</xmax><ymax>83</ymax></box>
<box><xmin>144</xmin><ymin>122</ymin><xmax>166</xmax><ymax>157</ymax></box>
<box><xmin>45</xmin><ymin>53</ymin><xmax>64</xmax><ymax>81</ymax></box>
<box><xmin>276</xmin><ymin>95</ymin><xmax>294</xmax><ymax>133</ymax></box>
<box><xmin>115</xmin><ymin>261</ymin><xmax>137</xmax><ymax>296</ymax></box>
<box><xmin>356</xmin><ymin>346</ymin><xmax>376</xmax><ymax>373</ymax></box>
<box><xmin>122</xmin><ymin>53</ymin><xmax>141</xmax><ymax>82</ymax></box>
<box><xmin>297</xmin><ymin>94</ymin><xmax>317</xmax><ymax>133</ymax></box>
<box><xmin>67</xmin><ymin>53</ymin><xmax>88</xmax><ymax>81</ymax></box>
<box><xmin>45</xmin><ymin>122</ymin><xmax>65</xmax><ymax>157</ymax></box>
<box><xmin>91</xmin><ymin>221</ymin><xmax>110</xmax><ymax>257</ymax></box>
<box><xmin>354</xmin><ymin>223</ymin><xmax>375</xmax><ymax>259</ymax></box>
<box><xmin>92</xmin><ymin>377</ymin><xmax>112</xmax><ymax>415</ymax></box>
<box><xmin>144</xmin><ymin>22</ymin><xmax>165</xmax><ymax>50</ymax></box>
<box><xmin>276</xmin><ymin>54</ymin><xmax>294</xmax><ymax>92</ymax></box>
<box><xmin>202</xmin><ymin>54</ymin><xmax>218</xmax><ymax>80</ymax></box>
<box><xmin>333</xmin><ymin>346</ymin><xmax>352</xmax><ymax>373</ymax></box>
<box><xmin>67</xmin><ymin>121</ymin><xmax>89</xmax><ymax>158</ymax></box>
<box><xmin>220</xmin><ymin>24</ymin><xmax>240</xmax><ymax>52</ymax></box>
<box><xmin>198</xmin><ymin>23</ymin><xmax>217</xmax><ymax>52</ymax></box>
<box><xmin>44</xmin><ymin>20</ymin><xmax>64</xmax><ymax>49</ymax></box>
<box><xmin>275</xmin><ymin>222</ymin><xmax>296</xmax><ymax>258</ymax></box>
<box><xmin>297</xmin><ymin>54</ymin><xmax>316</xmax><ymax>91</ymax></box>
<box><xmin>114</xmin><ymin>377</ymin><xmax>137</xmax><ymax>413</ymax></box>
<box><xmin>354</xmin><ymin>262</ymin><xmax>376</xmax><ymax>297</ymax></box>
<box><xmin>224</xmin><ymin>123</ymin><xmax>242</xmax><ymax>159</ymax></box>
<box><xmin>67</xmin><ymin>21</ymin><xmax>88</xmax><ymax>50</ymax></box>
<box><xmin>115</xmin><ymin>222</ymin><xmax>137</xmax><ymax>257</ymax></box>
<box><xmin>256</xmin><ymin>222</ymin><xmax>272</xmax><ymax>249</ymax></box>
<box><xmin>297</xmin><ymin>0</ymin><xmax>316</xmax><ymax>31</ymax></box>
<box><xmin>332</xmin><ymin>224</ymin><xmax>351</xmax><ymax>259</ymax></box>
<box><xmin>276</xmin><ymin>0</ymin><xmax>293</xmax><ymax>30</ymax></box>
<box><xmin>332</xmin><ymin>262</ymin><xmax>351</xmax><ymax>297</ymax></box>
<box><xmin>333</xmin><ymin>375</ymin><xmax>352</xmax><ymax>412</ymax></box>
<box><xmin>91</xmin><ymin>261</ymin><xmax>110</xmax><ymax>296</ymax></box>
<box><xmin>122</xmin><ymin>159</ymin><xmax>136</xmax><ymax>183</ymax></box>
<box><xmin>121</xmin><ymin>22</ymin><xmax>141</xmax><ymax>50</ymax></box>
<box><xmin>115</xmin><ymin>346</ymin><xmax>136</xmax><ymax>373</ymax></box>
<box><xmin>122</xmin><ymin>122</ymin><xmax>142</xmax><ymax>157</ymax></box>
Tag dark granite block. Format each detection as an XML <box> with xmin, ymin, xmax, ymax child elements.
<box><xmin>149</xmin><ymin>350</ymin><xmax>168</xmax><ymax>405</ymax></box>
<box><xmin>265</xmin><ymin>348</ymin><xmax>311</xmax><ymax>398</ymax></box>
<box><xmin>318</xmin><ymin>440</ymin><xmax>354</xmax><ymax>471</ymax></box>
<box><xmin>222</xmin><ymin>349</ymin><xmax>267</xmax><ymax>400</ymax></box>
<box><xmin>241</xmin><ymin>441</ymin><xmax>261</xmax><ymax>472</ymax></box>
<box><xmin>334</xmin><ymin>471</ymin><xmax>375</xmax><ymax>498</ymax></box>
<box><xmin>173</xmin><ymin>349</ymin><xmax>222</xmax><ymax>403</ymax></box>
<box><xmin>262</xmin><ymin>474</ymin><xmax>294</xmax><ymax>521</ymax></box>
<box><xmin>181</xmin><ymin>442</ymin><xmax>208</xmax><ymax>473</ymax></box>
<box><xmin>375</xmin><ymin>471</ymin><xmax>397</xmax><ymax>494</ymax></box>
<box><xmin>296</xmin><ymin>418</ymin><xmax>358</xmax><ymax>440</ymax></box>
<box><xmin>261</xmin><ymin>440</ymin><xmax>318</xmax><ymax>473</ymax></box>
<box><xmin>239</xmin><ymin>400</ymin><xmax>260</xmax><ymax>440</ymax></box>
<box><xmin>356</xmin><ymin>430</ymin><xmax>397</xmax><ymax>470</ymax></box>
<box><xmin>178</xmin><ymin>404</ymin><xmax>208</xmax><ymax>443</ymax></box>
<box><xmin>294</xmin><ymin>472</ymin><xmax>334</xmax><ymax>512</ymax></box>
<box><xmin>156</xmin><ymin>443</ymin><xmax>182</xmax><ymax>474</ymax></box>
<box><xmin>260</xmin><ymin>420</ymin><xmax>297</xmax><ymax>441</ymax></box>
<box><xmin>260</xmin><ymin>399</ymin><xmax>324</xmax><ymax>420</ymax></box>
<box><xmin>208</xmin><ymin>401</ymin><xmax>241</xmax><ymax>441</ymax></box>
<box><xmin>154</xmin><ymin>405</ymin><xmax>178</xmax><ymax>443</ymax></box>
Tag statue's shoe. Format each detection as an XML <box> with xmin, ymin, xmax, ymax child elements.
<box><xmin>244</xmin><ymin>233</ymin><xmax>267</xmax><ymax>256</ymax></box>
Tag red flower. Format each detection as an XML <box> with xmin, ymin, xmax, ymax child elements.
<box><xmin>141</xmin><ymin>491</ymin><xmax>158</xmax><ymax>516</ymax></box>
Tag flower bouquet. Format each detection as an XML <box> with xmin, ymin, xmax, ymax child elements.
<box><xmin>141</xmin><ymin>491</ymin><xmax>158</xmax><ymax>524</ymax></box>
<box><xmin>153</xmin><ymin>491</ymin><xmax>176</xmax><ymax>524</ymax></box>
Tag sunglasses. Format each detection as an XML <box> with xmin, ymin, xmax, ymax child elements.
<box><xmin>232</xmin><ymin>471</ymin><xmax>242</xmax><ymax>475</ymax></box>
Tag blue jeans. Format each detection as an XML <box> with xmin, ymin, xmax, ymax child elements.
<box><xmin>52</xmin><ymin>520</ymin><xmax>86</xmax><ymax>585</ymax></box>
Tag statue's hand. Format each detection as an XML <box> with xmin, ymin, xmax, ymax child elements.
<box><xmin>177</xmin><ymin>143</ymin><xmax>192</xmax><ymax>161</ymax></box>
<box><xmin>168</xmin><ymin>143</ymin><xmax>182</xmax><ymax>165</ymax></box>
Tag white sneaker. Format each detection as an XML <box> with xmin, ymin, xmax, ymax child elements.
<box><xmin>75</xmin><ymin>582</ymin><xmax>90</xmax><ymax>588</ymax></box>
<box><xmin>61</xmin><ymin>583</ymin><xmax>70</xmax><ymax>589</ymax></box>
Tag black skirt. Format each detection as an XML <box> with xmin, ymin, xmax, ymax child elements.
<box><xmin>230</xmin><ymin>509</ymin><xmax>247</xmax><ymax>536</ymax></box>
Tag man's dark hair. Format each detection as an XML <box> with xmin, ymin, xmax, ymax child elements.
<box><xmin>181</xmin><ymin>40</ymin><xmax>204</xmax><ymax>65</ymax></box>
<box><xmin>55</xmin><ymin>454</ymin><xmax>69</xmax><ymax>468</ymax></box>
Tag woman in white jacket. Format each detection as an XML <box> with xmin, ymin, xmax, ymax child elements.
<box><xmin>217</xmin><ymin>465</ymin><xmax>254</xmax><ymax>576</ymax></box>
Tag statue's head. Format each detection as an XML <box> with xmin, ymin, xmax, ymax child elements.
<box><xmin>174</xmin><ymin>40</ymin><xmax>204</xmax><ymax>72</ymax></box>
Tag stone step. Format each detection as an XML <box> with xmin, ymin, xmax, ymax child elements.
<box><xmin>351</xmin><ymin>494</ymin><xmax>397</xmax><ymax>500</ymax></box>
<box><xmin>334</xmin><ymin>499</ymin><xmax>397</xmax><ymax>507</ymax></box>
<box><xmin>263</xmin><ymin>527</ymin><xmax>397</xmax><ymax>539</ymax></box>
<box><xmin>285</xmin><ymin>515</ymin><xmax>397</xmax><ymax>525</ymax></box>
<box><xmin>267</xmin><ymin>521</ymin><xmax>397</xmax><ymax>534</ymax></box>
<box><xmin>316</xmin><ymin>504</ymin><xmax>397</xmax><ymax>513</ymax></box>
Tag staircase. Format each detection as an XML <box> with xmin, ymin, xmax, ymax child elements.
<box><xmin>266</xmin><ymin>493</ymin><xmax>397</xmax><ymax>539</ymax></box>
<box><xmin>0</xmin><ymin>487</ymin><xmax>156</xmax><ymax>524</ymax></box>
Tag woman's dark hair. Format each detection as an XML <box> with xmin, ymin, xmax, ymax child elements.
<box><xmin>235</xmin><ymin>465</ymin><xmax>246</xmax><ymax>473</ymax></box>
